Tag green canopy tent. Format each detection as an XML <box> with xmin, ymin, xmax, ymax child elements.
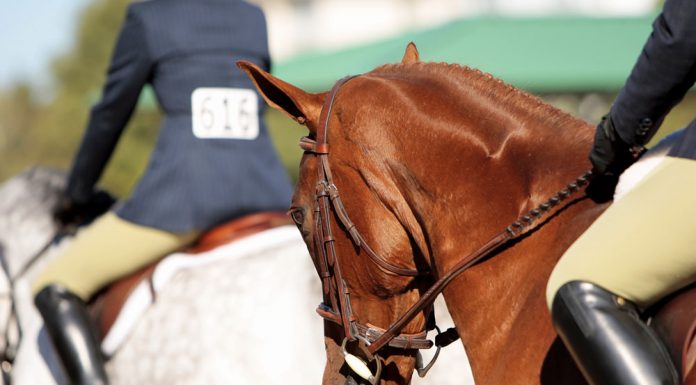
<box><xmin>272</xmin><ymin>15</ymin><xmax>656</xmax><ymax>93</ymax></box>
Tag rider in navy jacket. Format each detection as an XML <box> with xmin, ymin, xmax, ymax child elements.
<box><xmin>547</xmin><ymin>1</ymin><xmax>696</xmax><ymax>384</ymax></box>
<box><xmin>32</xmin><ymin>1</ymin><xmax>292</xmax><ymax>384</ymax></box>
<box><xmin>68</xmin><ymin>0</ymin><xmax>292</xmax><ymax>232</ymax></box>
<box><xmin>590</xmin><ymin>0</ymin><xmax>696</xmax><ymax>175</ymax></box>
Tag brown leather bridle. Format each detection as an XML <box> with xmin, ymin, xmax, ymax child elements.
<box><xmin>297</xmin><ymin>75</ymin><xmax>593</xmax><ymax>375</ymax></box>
<box><xmin>298</xmin><ymin>76</ymin><xmax>434</xmax><ymax>354</ymax></box>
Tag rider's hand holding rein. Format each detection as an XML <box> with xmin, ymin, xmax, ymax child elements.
<box><xmin>53</xmin><ymin>190</ymin><xmax>115</xmax><ymax>228</ymax></box>
<box><xmin>586</xmin><ymin>114</ymin><xmax>645</xmax><ymax>203</ymax></box>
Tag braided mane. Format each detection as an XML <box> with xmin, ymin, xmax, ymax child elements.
<box><xmin>370</xmin><ymin>61</ymin><xmax>592</xmax><ymax>141</ymax></box>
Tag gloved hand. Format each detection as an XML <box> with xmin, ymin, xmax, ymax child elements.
<box><xmin>53</xmin><ymin>190</ymin><xmax>116</xmax><ymax>227</ymax></box>
<box><xmin>586</xmin><ymin>115</ymin><xmax>641</xmax><ymax>203</ymax></box>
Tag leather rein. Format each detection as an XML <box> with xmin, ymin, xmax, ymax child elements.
<box><xmin>299</xmin><ymin>75</ymin><xmax>593</xmax><ymax>360</ymax></box>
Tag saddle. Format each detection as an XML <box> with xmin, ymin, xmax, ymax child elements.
<box><xmin>650</xmin><ymin>285</ymin><xmax>696</xmax><ymax>383</ymax></box>
<box><xmin>87</xmin><ymin>211</ymin><xmax>292</xmax><ymax>356</ymax></box>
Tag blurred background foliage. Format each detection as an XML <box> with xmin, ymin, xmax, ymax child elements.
<box><xmin>0</xmin><ymin>0</ymin><xmax>305</xmax><ymax>198</ymax></box>
<box><xmin>1</xmin><ymin>0</ymin><xmax>154</xmax><ymax>196</ymax></box>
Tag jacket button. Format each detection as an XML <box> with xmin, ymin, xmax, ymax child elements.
<box><xmin>637</xmin><ymin>118</ymin><xmax>652</xmax><ymax>136</ymax></box>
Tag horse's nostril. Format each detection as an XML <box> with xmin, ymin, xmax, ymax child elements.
<box><xmin>344</xmin><ymin>375</ymin><xmax>359</xmax><ymax>385</ymax></box>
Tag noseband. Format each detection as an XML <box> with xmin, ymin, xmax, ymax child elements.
<box><xmin>299</xmin><ymin>75</ymin><xmax>593</xmax><ymax>369</ymax></box>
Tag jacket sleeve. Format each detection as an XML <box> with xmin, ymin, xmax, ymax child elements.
<box><xmin>611</xmin><ymin>0</ymin><xmax>696</xmax><ymax>147</ymax></box>
<box><xmin>66</xmin><ymin>6</ymin><xmax>152</xmax><ymax>203</ymax></box>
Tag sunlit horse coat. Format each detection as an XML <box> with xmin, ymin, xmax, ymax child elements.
<box><xmin>610</xmin><ymin>0</ymin><xmax>696</xmax><ymax>159</ymax></box>
<box><xmin>66</xmin><ymin>0</ymin><xmax>292</xmax><ymax>232</ymax></box>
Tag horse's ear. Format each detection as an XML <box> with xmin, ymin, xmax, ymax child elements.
<box><xmin>237</xmin><ymin>60</ymin><xmax>324</xmax><ymax>132</ymax></box>
<box><xmin>401</xmin><ymin>42</ymin><xmax>420</xmax><ymax>64</ymax></box>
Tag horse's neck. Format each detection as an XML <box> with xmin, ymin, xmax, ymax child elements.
<box><xmin>390</xmin><ymin>82</ymin><xmax>596</xmax><ymax>267</ymax></box>
<box><xmin>421</xmin><ymin>117</ymin><xmax>600</xmax><ymax>384</ymax></box>
<box><xmin>440</xmin><ymin>196</ymin><xmax>601</xmax><ymax>385</ymax></box>
<box><xmin>387</xmin><ymin>86</ymin><xmax>600</xmax><ymax>383</ymax></box>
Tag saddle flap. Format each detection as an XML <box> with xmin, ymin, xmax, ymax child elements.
<box><xmin>651</xmin><ymin>285</ymin><xmax>696</xmax><ymax>380</ymax></box>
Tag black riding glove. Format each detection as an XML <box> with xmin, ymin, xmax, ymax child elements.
<box><xmin>53</xmin><ymin>190</ymin><xmax>116</xmax><ymax>227</ymax></box>
<box><xmin>586</xmin><ymin>115</ymin><xmax>639</xmax><ymax>203</ymax></box>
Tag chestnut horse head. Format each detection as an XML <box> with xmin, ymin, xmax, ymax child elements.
<box><xmin>239</xmin><ymin>43</ymin><xmax>605</xmax><ymax>385</ymax></box>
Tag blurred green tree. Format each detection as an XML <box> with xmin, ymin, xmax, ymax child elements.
<box><xmin>0</xmin><ymin>85</ymin><xmax>39</xmax><ymax>173</ymax></box>
<box><xmin>0</xmin><ymin>0</ymin><xmax>160</xmax><ymax>197</ymax></box>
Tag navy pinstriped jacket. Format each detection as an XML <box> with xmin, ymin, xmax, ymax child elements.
<box><xmin>611</xmin><ymin>0</ymin><xmax>696</xmax><ymax>159</ymax></box>
<box><xmin>66</xmin><ymin>0</ymin><xmax>293</xmax><ymax>233</ymax></box>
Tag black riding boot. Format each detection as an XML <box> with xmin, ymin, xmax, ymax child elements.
<box><xmin>551</xmin><ymin>281</ymin><xmax>679</xmax><ymax>385</ymax></box>
<box><xmin>34</xmin><ymin>284</ymin><xmax>109</xmax><ymax>385</ymax></box>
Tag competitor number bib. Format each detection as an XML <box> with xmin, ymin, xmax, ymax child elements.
<box><xmin>191</xmin><ymin>88</ymin><xmax>259</xmax><ymax>139</ymax></box>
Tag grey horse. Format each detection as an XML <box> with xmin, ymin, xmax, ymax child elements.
<box><xmin>0</xmin><ymin>167</ymin><xmax>471</xmax><ymax>385</ymax></box>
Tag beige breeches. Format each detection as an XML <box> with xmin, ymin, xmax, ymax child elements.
<box><xmin>546</xmin><ymin>156</ymin><xmax>696</xmax><ymax>309</ymax></box>
<box><xmin>32</xmin><ymin>212</ymin><xmax>198</xmax><ymax>300</ymax></box>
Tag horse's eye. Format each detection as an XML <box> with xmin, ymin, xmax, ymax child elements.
<box><xmin>289</xmin><ymin>207</ymin><xmax>305</xmax><ymax>226</ymax></box>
